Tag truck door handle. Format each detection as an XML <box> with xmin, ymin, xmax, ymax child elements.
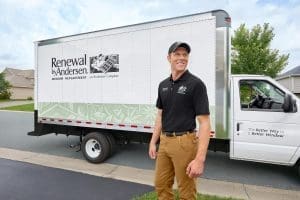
<box><xmin>237</xmin><ymin>123</ymin><xmax>240</xmax><ymax>131</ymax></box>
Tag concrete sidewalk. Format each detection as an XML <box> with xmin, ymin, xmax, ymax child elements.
<box><xmin>0</xmin><ymin>147</ymin><xmax>299</xmax><ymax>200</ymax></box>
<box><xmin>0</xmin><ymin>100</ymin><xmax>33</xmax><ymax>108</ymax></box>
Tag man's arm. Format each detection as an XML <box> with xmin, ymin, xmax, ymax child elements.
<box><xmin>186</xmin><ymin>115</ymin><xmax>211</xmax><ymax>178</ymax></box>
<box><xmin>148</xmin><ymin>109</ymin><xmax>162</xmax><ymax>159</ymax></box>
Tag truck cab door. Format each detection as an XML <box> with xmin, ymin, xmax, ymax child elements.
<box><xmin>231</xmin><ymin>77</ymin><xmax>300</xmax><ymax>165</ymax></box>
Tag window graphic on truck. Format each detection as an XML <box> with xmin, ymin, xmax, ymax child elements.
<box><xmin>90</xmin><ymin>54</ymin><xmax>119</xmax><ymax>73</ymax></box>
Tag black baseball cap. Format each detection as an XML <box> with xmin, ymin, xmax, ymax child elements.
<box><xmin>168</xmin><ymin>41</ymin><xmax>191</xmax><ymax>54</ymax></box>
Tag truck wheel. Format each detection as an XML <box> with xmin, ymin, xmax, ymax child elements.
<box><xmin>81</xmin><ymin>132</ymin><xmax>110</xmax><ymax>163</ymax></box>
<box><xmin>105</xmin><ymin>134</ymin><xmax>117</xmax><ymax>156</ymax></box>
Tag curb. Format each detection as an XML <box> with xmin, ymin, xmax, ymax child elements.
<box><xmin>0</xmin><ymin>110</ymin><xmax>33</xmax><ymax>113</ymax></box>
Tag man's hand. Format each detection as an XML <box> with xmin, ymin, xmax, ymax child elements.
<box><xmin>148</xmin><ymin>143</ymin><xmax>157</xmax><ymax>159</ymax></box>
<box><xmin>186</xmin><ymin>159</ymin><xmax>205</xmax><ymax>178</ymax></box>
<box><xmin>186</xmin><ymin>115</ymin><xmax>210</xmax><ymax>178</ymax></box>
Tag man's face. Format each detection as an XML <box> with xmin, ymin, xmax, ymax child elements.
<box><xmin>167</xmin><ymin>47</ymin><xmax>189</xmax><ymax>73</ymax></box>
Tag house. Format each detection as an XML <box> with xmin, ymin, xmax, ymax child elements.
<box><xmin>276</xmin><ymin>66</ymin><xmax>300</xmax><ymax>98</ymax></box>
<box><xmin>2</xmin><ymin>67</ymin><xmax>34</xmax><ymax>100</ymax></box>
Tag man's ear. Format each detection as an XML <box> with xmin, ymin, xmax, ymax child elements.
<box><xmin>167</xmin><ymin>54</ymin><xmax>171</xmax><ymax>63</ymax></box>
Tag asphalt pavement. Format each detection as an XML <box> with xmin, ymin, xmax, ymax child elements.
<box><xmin>0</xmin><ymin>158</ymin><xmax>153</xmax><ymax>200</ymax></box>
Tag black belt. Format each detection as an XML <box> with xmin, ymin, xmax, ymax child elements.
<box><xmin>162</xmin><ymin>131</ymin><xmax>194</xmax><ymax>137</ymax></box>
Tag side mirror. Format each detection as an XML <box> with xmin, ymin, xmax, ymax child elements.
<box><xmin>282</xmin><ymin>94</ymin><xmax>296</xmax><ymax>112</ymax></box>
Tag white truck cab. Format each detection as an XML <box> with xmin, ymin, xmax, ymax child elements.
<box><xmin>230</xmin><ymin>75</ymin><xmax>300</xmax><ymax>170</ymax></box>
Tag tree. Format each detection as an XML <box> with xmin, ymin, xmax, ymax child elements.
<box><xmin>231</xmin><ymin>23</ymin><xmax>289</xmax><ymax>78</ymax></box>
<box><xmin>0</xmin><ymin>73</ymin><xmax>11</xmax><ymax>99</ymax></box>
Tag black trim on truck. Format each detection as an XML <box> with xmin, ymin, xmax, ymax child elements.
<box><xmin>208</xmin><ymin>138</ymin><xmax>230</xmax><ymax>153</ymax></box>
<box><xmin>28</xmin><ymin>110</ymin><xmax>53</xmax><ymax>136</ymax></box>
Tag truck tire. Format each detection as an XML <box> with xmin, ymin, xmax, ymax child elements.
<box><xmin>81</xmin><ymin>132</ymin><xmax>110</xmax><ymax>163</ymax></box>
<box><xmin>105</xmin><ymin>134</ymin><xmax>117</xmax><ymax>156</ymax></box>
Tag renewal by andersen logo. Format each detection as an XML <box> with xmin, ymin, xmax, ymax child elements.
<box><xmin>51</xmin><ymin>53</ymin><xmax>119</xmax><ymax>80</ymax></box>
<box><xmin>51</xmin><ymin>54</ymin><xmax>88</xmax><ymax>77</ymax></box>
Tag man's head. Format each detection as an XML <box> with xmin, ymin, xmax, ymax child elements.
<box><xmin>167</xmin><ymin>41</ymin><xmax>191</xmax><ymax>73</ymax></box>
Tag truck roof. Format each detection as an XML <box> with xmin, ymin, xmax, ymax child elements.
<box><xmin>231</xmin><ymin>74</ymin><xmax>268</xmax><ymax>78</ymax></box>
<box><xmin>35</xmin><ymin>9</ymin><xmax>230</xmax><ymax>44</ymax></box>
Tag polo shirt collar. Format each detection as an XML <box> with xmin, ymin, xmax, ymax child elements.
<box><xmin>169</xmin><ymin>70</ymin><xmax>190</xmax><ymax>83</ymax></box>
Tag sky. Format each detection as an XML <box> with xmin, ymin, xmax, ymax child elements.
<box><xmin>0</xmin><ymin>0</ymin><xmax>299</xmax><ymax>73</ymax></box>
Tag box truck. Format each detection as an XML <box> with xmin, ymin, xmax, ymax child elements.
<box><xmin>28</xmin><ymin>10</ymin><xmax>300</xmax><ymax>175</ymax></box>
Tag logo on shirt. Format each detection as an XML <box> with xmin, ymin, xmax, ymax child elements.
<box><xmin>162</xmin><ymin>87</ymin><xmax>168</xmax><ymax>92</ymax></box>
<box><xmin>177</xmin><ymin>85</ymin><xmax>187</xmax><ymax>94</ymax></box>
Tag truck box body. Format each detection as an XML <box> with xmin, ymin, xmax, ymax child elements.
<box><xmin>34</xmin><ymin>10</ymin><xmax>230</xmax><ymax>138</ymax></box>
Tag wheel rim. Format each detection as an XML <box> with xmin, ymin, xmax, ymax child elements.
<box><xmin>85</xmin><ymin>139</ymin><xmax>102</xmax><ymax>158</ymax></box>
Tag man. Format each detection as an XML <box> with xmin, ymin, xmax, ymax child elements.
<box><xmin>148</xmin><ymin>41</ymin><xmax>211</xmax><ymax>200</ymax></box>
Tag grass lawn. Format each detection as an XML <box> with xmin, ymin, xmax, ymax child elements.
<box><xmin>0</xmin><ymin>103</ymin><xmax>34</xmax><ymax>112</ymax></box>
<box><xmin>0</xmin><ymin>99</ymin><xmax>33</xmax><ymax>102</ymax></box>
<box><xmin>132</xmin><ymin>191</ymin><xmax>241</xmax><ymax>200</ymax></box>
<box><xmin>0</xmin><ymin>99</ymin><xmax>11</xmax><ymax>102</ymax></box>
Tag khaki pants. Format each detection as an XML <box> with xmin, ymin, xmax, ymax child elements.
<box><xmin>154</xmin><ymin>133</ymin><xmax>199</xmax><ymax>200</ymax></box>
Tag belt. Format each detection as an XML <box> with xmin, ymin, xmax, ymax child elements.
<box><xmin>162</xmin><ymin>130</ymin><xmax>194</xmax><ymax>137</ymax></box>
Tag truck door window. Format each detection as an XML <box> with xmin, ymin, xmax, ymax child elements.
<box><xmin>239</xmin><ymin>80</ymin><xmax>285</xmax><ymax>111</ymax></box>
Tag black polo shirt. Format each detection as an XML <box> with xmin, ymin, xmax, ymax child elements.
<box><xmin>156</xmin><ymin>70</ymin><xmax>209</xmax><ymax>132</ymax></box>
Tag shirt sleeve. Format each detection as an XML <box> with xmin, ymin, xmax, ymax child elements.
<box><xmin>156</xmin><ymin>85</ymin><xmax>163</xmax><ymax>109</ymax></box>
<box><xmin>193</xmin><ymin>81</ymin><xmax>210</xmax><ymax>115</ymax></box>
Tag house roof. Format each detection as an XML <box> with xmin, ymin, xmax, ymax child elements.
<box><xmin>2</xmin><ymin>67</ymin><xmax>34</xmax><ymax>88</ymax></box>
<box><xmin>277</xmin><ymin>66</ymin><xmax>300</xmax><ymax>80</ymax></box>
